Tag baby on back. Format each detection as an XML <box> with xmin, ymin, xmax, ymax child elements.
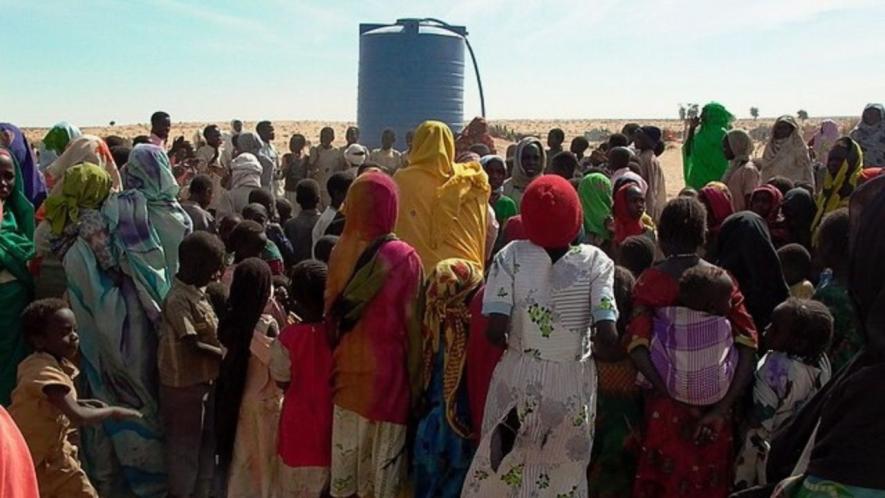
<box><xmin>677</xmin><ymin>265</ymin><xmax>733</xmax><ymax>316</ymax></box>
<box><xmin>644</xmin><ymin>265</ymin><xmax>738</xmax><ymax>406</ymax></box>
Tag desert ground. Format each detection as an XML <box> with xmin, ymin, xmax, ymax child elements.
<box><xmin>21</xmin><ymin>117</ymin><xmax>857</xmax><ymax>199</ymax></box>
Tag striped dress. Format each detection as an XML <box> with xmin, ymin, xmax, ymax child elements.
<box><xmin>461</xmin><ymin>242</ymin><xmax>617</xmax><ymax>498</ymax></box>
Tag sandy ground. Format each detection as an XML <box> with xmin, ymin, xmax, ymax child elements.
<box><xmin>21</xmin><ymin>117</ymin><xmax>856</xmax><ymax>199</ymax></box>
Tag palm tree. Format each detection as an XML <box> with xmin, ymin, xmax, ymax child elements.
<box><xmin>750</xmin><ymin>107</ymin><xmax>759</xmax><ymax>120</ymax></box>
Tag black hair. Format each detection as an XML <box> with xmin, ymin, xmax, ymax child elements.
<box><xmin>203</xmin><ymin>124</ymin><xmax>220</xmax><ymax>139</ymax></box>
<box><xmin>678</xmin><ymin>265</ymin><xmax>733</xmax><ymax>314</ymax></box>
<box><xmin>469</xmin><ymin>143</ymin><xmax>491</xmax><ymax>157</ymax></box>
<box><xmin>218</xmin><ymin>214</ymin><xmax>242</xmax><ymax>250</ymax></box>
<box><xmin>289</xmin><ymin>134</ymin><xmax>306</xmax><ymax>148</ymax></box>
<box><xmin>132</xmin><ymin>135</ymin><xmax>151</xmax><ymax>146</ymax></box>
<box><xmin>273</xmin><ymin>274</ymin><xmax>291</xmax><ymax>290</ymax></box>
<box><xmin>104</xmin><ymin>135</ymin><xmax>128</xmax><ymax>148</ymax></box>
<box><xmin>150</xmin><ymin>111</ymin><xmax>170</xmax><ymax>125</ymax></box>
<box><xmin>570</xmin><ymin>136</ymin><xmax>590</xmax><ymax>153</ymax></box>
<box><xmin>295</xmin><ymin>179</ymin><xmax>320</xmax><ymax>209</ymax></box>
<box><xmin>766</xmin><ymin>176</ymin><xmax>795</xmax><ymax>197</ymax></box>
<box><xmin>110</xmin><ymin>146</ymin><xmax>131</xmax><ymax>168</ymax></box>
<box><xmin>618</xmin><ymin>235</ymin><xmax>656</xmax><ymax>277</ymax></box>
<box><xmin>549</xmin><ymin>151</ymin><xmax>579</xmax><ymax>179</ymax></box>
<box><xmin>608</xmin><ymin>133</ymin><xmax>629</xmax><ymax>148</ymax></box>
<box><xmin>382</xmin><ymin>128</ymin><xmax>395</xmax><ymax>137</ymax></box>
<box><xmin>817</xmin><ymin>208</ymin><xmax>850</xmax><ymax>269</ymax></box>
<box><xmin>256</xmin><ymin>120</ymin><xmax>272</xmax><ymax>133</ymax></box>
<box><xmin>228</xmin><ymin>220</ymin><xmax>266</xmax><ymax>261</ymax></box>
<box><xmin>178</xmin><ymin>231</ymin><xmax>226</xmax><ymax>284</ymax></box>
<box><xmin>795</xmin><ymin>182</ymin><xmax>815</xmax><ymax>198</ymax></box>
<box><xmin>654</xmin><ymin>140</ymin><xmax>666</xmax><ymax>157</ymax></box>
<box><xmin>607</xmin><ymin>146</ymin><xmax>633</xmax><ymax>170</ymax></box>
<box><xmin>314</xmin><ymin>235</ymin><xmax>339</xmax><ymax>263</ymax></box>
<box><xmin>548</xmin><ymin>128</ymin><xmax>565</xmax><ymax>142</ymax></box>
<box><xmin>242</xmin><ymin>203</ymin><xmax>269</xmax><ymax>224</ymax></box>
<box><xmin>21</xmin><ymin>298</ymin><xmax>70</xmax><ymax>347</ymax></box>
<box><xmin>327</xmin><ymin>171</ymin><xmax>354</xmax><ymax>197</ymax></box>
<box><xmin>777</xmin><ymin>243</ymin><xmax>812</xmax><ymax>286</ymax></box>
<box><xmin>678</xmin><ymin>187</ymin><xmax>699</xmax><ymax>198</ymax></box>
<box><xmin>289</xmin><ymin>259</ymin><xmax>328</xmax><ymax>321</ymax></box>
<box><xmin>613</xmin><ymin>266</ymin><xmax>636</xmax><ymax>335</ymax></box>
<box><xmin>621</xmin><ymin>123</ymin><xmax>641</xmax><ymax>137</ymax></box>
<box><xmin>583</xmin><ymin>166</ymin><xmax>611</xmax><ymax>178</ymax></box>
<box><xmin>189</xmin><ymin>174</ymin><xmax>214</xmax><ymax>196</ymax></box>
<box><xmin>275</xmin><ymin>198</ymin><xmax>293</xmax><ymax>222</ymax></box>
<box><xmin>247</xmin><ymin>189</ymin><xmax>275</xmax><ymax>218</ymax></box>
<box><xmin>206</xmin><ymin>282</ymin><xmax>229</xmax><ymax>321</ymax></box>
<box><xmin>776</xmin><ymin>298</ymin><xmax>833</xmax><ymax>364</ymax></box>
<box><xmin>658</xmin><ymin>197</ymin><xmax>707</xmax><ymax>256</ymax></box>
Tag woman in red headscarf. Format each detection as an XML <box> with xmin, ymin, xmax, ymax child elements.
<box><xmin>698</xmin><ymin>183</ymin><xmax>735</xmax><ymax>258</ymax></box>
<box><xmin>461</xmin><ymin>175</ymin><xmax>620</xmax><ymax>498</ymax></box>
<box><xmin>613</xmin><ymin>183</ymin><xmax>655</xmax><ymax>246</ymax></box>
<box><xmin>749</xmin><ymin>184</ymin><xmax>787</xmax><ymax>245</ymax></box>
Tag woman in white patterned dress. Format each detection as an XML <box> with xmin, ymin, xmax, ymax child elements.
<box><xmin>461</xmin><ymin>175</ymin><xmax>620</xmax><ymax>498</ymax></box>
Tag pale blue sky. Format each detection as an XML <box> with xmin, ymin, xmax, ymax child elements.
<box><xmin>2</xmin><ymin>0</ymin><xmax>884</xmax><ymax>127</ymax></box>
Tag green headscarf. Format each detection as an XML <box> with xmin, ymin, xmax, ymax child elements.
<box><xmin>42</xmin><ymin>122</ymin><xmax>82</xmax><ymax>155</ymax></box>
<box><xmin>578</xmin><ymin>172</ymin><xmax>612</xmax><ymax>241</ymax></box>
<box><xmin>43</xmin><ymin>162</ymin><xmax>113</xmax><ymax>235</ymax></box>
<box><xmin>0</xmin><ymin>149</ymin><xmax>35</xmax><ymax>284</ymax></box>
<box><xmin>683</xmin><ymin>102</ymin><xmax>734</xmax><ymax>189</ymax></box>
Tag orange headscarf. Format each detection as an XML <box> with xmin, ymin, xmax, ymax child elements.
<box><xmin>324</xmin><ymin>171</ymin><xmax>399</xmax><ymax>314</ymax></box>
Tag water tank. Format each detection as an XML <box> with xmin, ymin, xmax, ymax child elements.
<box><xmin>358</xmin><ymin>19</ymin><xmax>467</xmax><ymax>150</ymax></box>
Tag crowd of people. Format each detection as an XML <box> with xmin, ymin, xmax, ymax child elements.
<box><xmin>0</xmin><ymin>101</ymin><xmax>884</xmax><ymax>498</ymax></box>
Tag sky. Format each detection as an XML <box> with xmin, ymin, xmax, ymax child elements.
<box><xmin>2</xmin><ymin>0</ymin><xmax>884</xmax><ymax>127</ymax></box>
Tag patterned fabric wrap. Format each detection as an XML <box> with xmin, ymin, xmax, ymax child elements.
<box><xmin>646</xmin><ymin>306</ymin><xmax>738</xmax><ymax>405</ymax></box>
<box><xmin>421</xmin><ymin>258</ymin><xmax>484</xmax><ymax>438</ymax></box>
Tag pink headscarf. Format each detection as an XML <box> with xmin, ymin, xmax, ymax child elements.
<box><xmin>811</xmin><ymin>119</ymin><xmax>840</xmax><ymax>164</ymax></box>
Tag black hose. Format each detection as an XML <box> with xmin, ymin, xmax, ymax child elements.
<box><xmin>418</xmin><ymin>18</ymin><xmax>487</xmax><ymax>118</ymax></box>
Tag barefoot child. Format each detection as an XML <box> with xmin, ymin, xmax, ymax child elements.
<box><xmin>10</xmin><ymin>299</ymin><xmax>142</xmax><ymax>498</ymax></box>
<box><xmin>733</xmin><ymin>299</ymin><xmax>833</xmax><ymax>490</ymax></box>
<box><xmin>157</xmin><ymin>232</ymin><xmax>226</xmax><ymax>498</ymax></box>
<box><xmin>270</xmin><ymin>260</ymin><xmax>333</xmax><ymax>497</ymax></box>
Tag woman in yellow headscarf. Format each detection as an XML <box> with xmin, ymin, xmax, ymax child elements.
<box><xmin>394</xmin><ymin>121</ymin><xmax>490</xmax><ymax>273</ymax></box>
<box><xmin>813</xmin><ymin>137</ymin><xmax>863</xmax><ymax>232</ymax></box>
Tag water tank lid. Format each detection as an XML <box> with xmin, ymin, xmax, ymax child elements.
<box><xmin>359</xmin><ymin>18</ymin><xmax>467</xmax><ymax>37</ymax></box>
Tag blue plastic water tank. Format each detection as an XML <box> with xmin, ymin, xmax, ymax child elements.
<box><xmin>358</xmin><ymin>19</ymin><xmax>466</xmax><ymax>150</ymax></box>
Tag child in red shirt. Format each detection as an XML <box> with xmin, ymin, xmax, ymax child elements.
<box><xmin>269</xmin><ymin>260</ymin><xmax>332</xmax><ymax>497</ymax></box>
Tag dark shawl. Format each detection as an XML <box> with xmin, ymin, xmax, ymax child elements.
<box><xmin>215</xmin><ymin>258</ymin><xmax>272</xmax><ymax>471</ymax></box>
<box><xmin>715</xmin><ymin>211</ymin><xmax>789</xmax><ymax>332</ymax></box>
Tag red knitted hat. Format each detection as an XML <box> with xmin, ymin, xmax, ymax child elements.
<box><xmin>521</xmin><ymin>175</ymin><xmax>583</xmax><ymax>248</ymax></box>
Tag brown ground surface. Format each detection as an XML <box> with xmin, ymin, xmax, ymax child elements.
<box><xmin>21</xmin><ymin>117</ymin><xmax>856</xmax><ymax>199</ymax></box>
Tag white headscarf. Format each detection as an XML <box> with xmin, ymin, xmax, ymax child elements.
<box><xmin>344</xmin><ymin>144</ymin><xmax>368</xmax><ymax>167</ymax></box>
<box><xmin>850</xmin><ymin>103</ymin><xmax>885</xmax><ymax>166</ymax></box>
<box><xmin>230</xmin><ymin>153</ymin><xmax>262</xmax><ymax>189</ymax></box>
<box><xmin>760</xmin><ymin>115</ymin><xmax>813</xmax><ymax>186</ymax></box>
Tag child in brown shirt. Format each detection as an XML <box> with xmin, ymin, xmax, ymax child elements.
<box><xmin>9</xmin><ymin>298</ymin><xmax>141</xmax><ymax>498</ymax></box>
<box><xmin>157</xmin><ymin>232</ymin><xmax>226</xmax><ymax>498</ymax></box>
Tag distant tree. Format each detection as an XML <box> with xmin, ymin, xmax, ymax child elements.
<box><xmin>687</xmin><ymin>104</ymin><xmax>700</xmax><ymax>120</ymax></box>
<box><xmin>750</xmin><ymin>107</ymin><xmax>759</xmax><ymax>120</ymax></box>
<box><xmin>797</xmin><ymin>110</ymin><xmax>809</xmax><ymax>121</ymax></box>
<box><xmin>109</xmin><ymin>120</ymin><xmax>116</xmax><ymax>127</ymax></box>
<box><xmin>678</xmin><ymin>105</ymin><xmax>687</xmax><ymax>121</ymax></box>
